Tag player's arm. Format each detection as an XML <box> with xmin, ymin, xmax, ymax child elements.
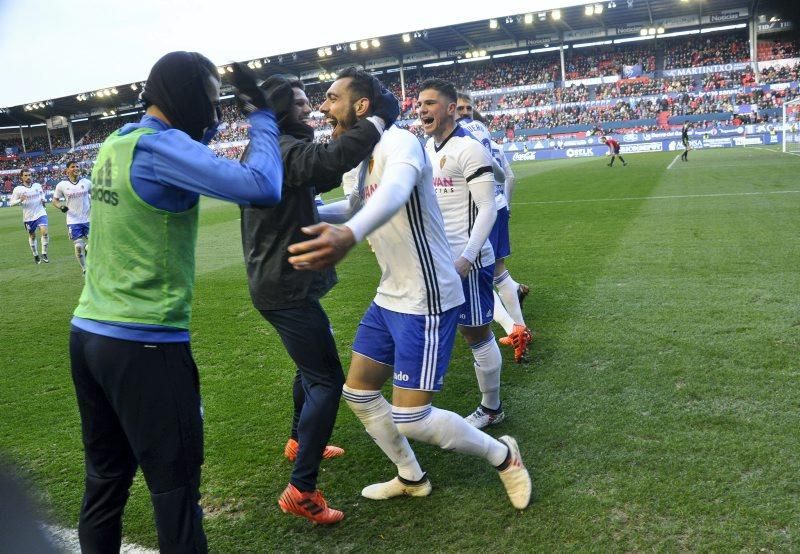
<box><xmin>337</xmin><ymin>161</ymin><xmax>416</xmax><ymax>242</ymax></box>
<box><xmin>149</xmin><ymin>110</ymin><xmax>283</xmax><ymax>206</ymax></box>
<box><xmin>51</xmin><ymin>184</ymin><xmax>68</xmax><ymax>212</ymax></box>
<box><xmin>281</xmin><ymin>118</ymin><xmax>383</xmax><ymax>193</ymax></box>
<box><xmin>458</xmin><ymin>142</ymin><xmax>497</xmax><ymax>276</ymax></box>
<box><xmin>317</xmin><ymin>190</ymin><xmax>362</xmax><ymax>224</ymax></box>
<box><xmin>491</xmin><ymin>155</ymin><xmax>505</xmax><ymax>182</ymax></box>
<box><xmin>289</xmin><ymin>142</ymin><xmax>421</xmax><ymax>271</ymax></box>
<box><xmin>503</xmin><ymin>157</ymin><xmax>516</xmax><ymax>206</ymax></box>
<box><xmin>9</xmin><ymin>189</ymin><xmax>21</xmax><ymax>206</ymax></box>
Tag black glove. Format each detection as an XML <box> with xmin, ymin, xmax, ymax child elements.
<box><xmin>59</xmin><ymin>206</ymin><xmax>69</xmax><ymax>213</ymax></box>
<box><xmin>229</xmin><ymin>62</ymin><xmax>269</xmax><ymax>115</ymax></box>
<box><xmin>259</xmin><ymin>75</ymin><xmax>295</xmax><ymax>127</ymax></box>
<box><xmin>370</xmin><ymin>77</ymin><xmax>400</xmax><ymax>128</ymax></box>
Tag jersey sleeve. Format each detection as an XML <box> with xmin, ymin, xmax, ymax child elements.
<box><xmin>459</xmin><ymin>139</ymin><xmax>494</xmax><ymax>186</ymax></box>
<box><xmin>53</xmin><ymin>182</ymin><xmax>65</xmax><ymax>200</ymax></box>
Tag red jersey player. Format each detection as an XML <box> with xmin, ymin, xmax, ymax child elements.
<box><xmin>601</xmin><ymin>136</ymin><xmax>627</xmax><ymax>167</ymax></box>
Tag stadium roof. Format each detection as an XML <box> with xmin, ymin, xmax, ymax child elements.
<box><xmin>1</xmin><ymin>0</ymin><xmax>794</xmax><ymax>129</ymax></box>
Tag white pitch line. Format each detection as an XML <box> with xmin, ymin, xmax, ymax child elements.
<box><xmin>666</xmin><ymin>152</ymin><xmax>683</xmax><ymax>170</ymax></box>
<box><xmin>45</xmin><ymin>524</ymin><xmax>159</xmax><ymax>554</ymax></box>
<box><xmin>513</xmin><ymin>190</ymin><xmax>800</xmax><ymax>206</ymax></box>
<box><xmin>748</xmin><ymin>145</ymin><xmax>800</xmax><ymax>157</ymax></box>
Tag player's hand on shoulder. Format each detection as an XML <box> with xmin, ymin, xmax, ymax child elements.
<box><xmin>454</xmin><ymin>256</ymin><xmax>472</xmax><ymax>279</ymax></box>
<box><xmin>287</xmin><ymin>222</ymin><xmax>356</xmax><ymax>271</ymax></box>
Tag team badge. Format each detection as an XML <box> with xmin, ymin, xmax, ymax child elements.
<box><xmin>368</xmin><ymin>157</ymin><xmax>375</xmax><ymax>174</ymax></box>
<box><xmin>439</xmin><ymin>156</ymin><xmax>447</xmax><ymax>169</ymax></box>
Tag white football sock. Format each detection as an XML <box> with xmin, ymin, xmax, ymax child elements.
<box><xmin>393</xmin><ymin>404</ymin><xmax>508</xmax><ymax>467</ymax></box>
<box><xmin>493</xmin><ymin>290</ymin><xmax>515</xmax><ymax>335</ymax></box>
<box><xmin>343</xmin><ymin>385</ymin><xmax>424</xmax><ymax>481</ymax></box>
<box><xmin>29</xmin><ymin>237</ymin><xmax>38</xmax><ymax>256</ymax></box>
<box><xmin>471</xmin><ymin>336</ymin><xmax>502</xmax><ymax>410</ymax></box>
<box><xmin>75</xmin><ymin>239</ymin><xmax>86</xmax><ymax>270</ymax></box>
<box><xmin>40</xmin><ymin>233</ymin><xmax>48</xmax><ymax>255</ymax></box>
<box><xmin>495</xmin><ymin>270</ymin><xmax>524</xmax><ymax>325</ymax></box>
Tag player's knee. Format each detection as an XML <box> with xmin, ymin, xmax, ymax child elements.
<box><xmin>140</xmin><ymin>459</ymin><xmax>201</xmax><ymax>494</ymax></box>
<box><xmin>342</xmin><ymin>384</ymin><xmax>385</xmax><ymax>419</ymax></box>
<box><xmin>463</xmin><ymin>325</ymin><xmax>492</xmax><ymax>346</ymax></box>
<box><xmin>394</xmin><ymin>418</ymin><xmax>429</xmax><ymax>443</ymax></box>
<box><xmin>393</xmin><ymin>405</ymin><xmax>434</xmax><ymax>442</ymax></box>
<box><xmin>394</xmin><ymin>407</ymin><xmax>461</xmax><ymax>451</ymax></box>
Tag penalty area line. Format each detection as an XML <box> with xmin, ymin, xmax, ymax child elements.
<box><xmin>747</xmin><ymin>145</ymin><xmax>800</xmax><ymax>157</ymax></box>
<box><xmin>666</xmin><ymin>152</ymin><xmax>683</xmax><ymax>170</ymax></box>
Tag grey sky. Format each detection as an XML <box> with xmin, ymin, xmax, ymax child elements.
<box><xmin>0</xmin><ymin>0</ymin><xmax>589</xmax><ymax>107</ymax></box>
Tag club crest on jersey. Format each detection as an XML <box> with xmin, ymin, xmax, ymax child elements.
<box><xmin>439</xmin><ymin>156</ymin><xmax>447</xmax><ymax>169</ymax></box>
<box><xmin>368</xmin><ymin>157</ymin><xmax>375</xmax><ymax>174</ymax></box>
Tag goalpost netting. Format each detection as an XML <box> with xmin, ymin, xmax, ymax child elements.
<box><xmin>782</xmin><ymin>97</ymin><xmax>800</xmax><ymax>154</ymax></box>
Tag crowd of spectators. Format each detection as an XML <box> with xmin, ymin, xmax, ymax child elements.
<box><xmin>759</xmin><ymin>61</ymin><xmax>800</xmax><ymax>84</ymax></box>
<box><xmin>565</xmin><ymin>45</ymin><xmax>655</xmax><ymax>80</ymax></box>
<box><xmin>595</xmin><ymin>76</ymin><xmax>694</xmax><ymax>99</ymax></box>
<box><xmin>664</xmin><ymin>33</ymin><xmax>750</xmax><ymax>69</ymax></box>
<box><xmin>3</xmin><ymin>33</ymin><xmax>799</xmax><ymax>176</ymax></box>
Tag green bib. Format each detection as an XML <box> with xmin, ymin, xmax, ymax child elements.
<box><xmin>74</xmin><ymin>127</ymin><xmax>199</xmax><ymax>329</ymax></box>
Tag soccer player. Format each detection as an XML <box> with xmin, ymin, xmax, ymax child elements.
<box><xmin>52</xmin><ymin>160</ymin><xmax>92</xmax><ymax>275</ymax></box>
<box><xmin>9</xmin><ymin>168</ymin><xmax>49</xmax><ymax>264</ymax></box>
<box><xmin>601</xmin><ymin>135</ymin><xmax>627</xmax><ymax>166</ymax></box>
<box><xmin>287</xmin><ymin>68</ymin><xmax>531</xmax><ymax>510</ymax></box>
<box><xmin>69</xmin><ymin>53</ymin><xmax>286</xmax><ymax>553</ymax></box>
<box><xmin>456</xmin><ymin>94</ymin><xmax>532</xmax><ymax>364</ymax></box>
<box><xmin>421</xmin><ymin>81</ymin><xmax>505</xmax><ymax>429</ymax></box>
<box><xmin>240</xmin><ymin>76</ymin><xmax>399</xmax><ymax>524</ymax></box>
<box><xmin>680</xmin><ymin>122</ymin><xmax>691</xmax><ymax>162</ymax></box>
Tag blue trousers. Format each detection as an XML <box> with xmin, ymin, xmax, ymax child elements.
<box><xmin>260</xmin><ymin>300</ymin><xmax>344</xmax><ymax>492</ymax></box>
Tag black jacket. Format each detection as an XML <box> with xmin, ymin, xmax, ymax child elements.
<box><xmin>241</xmin><ymin>119</ymin><xmax>381</xmax><ymax>310</ymax></box>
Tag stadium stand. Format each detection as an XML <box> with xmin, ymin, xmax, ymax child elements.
<box><xmin>1</xmin><ymin>31</ymin><xmax>799</xmax><ymax>183</ymax></box>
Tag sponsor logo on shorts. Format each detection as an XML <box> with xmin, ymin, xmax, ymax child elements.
<box><xmin>393</xmin><ymin>371</ymin><xmax>410</xmax><ymax>382</ymax></box>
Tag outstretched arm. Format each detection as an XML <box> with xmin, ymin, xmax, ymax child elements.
<box><xmin>287</xmin><ymin>162</ymin><xmax>419</xmax><ymax>271</ymax></box>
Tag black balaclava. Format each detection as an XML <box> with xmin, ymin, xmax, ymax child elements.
<box><xmin>140</xmin><ymin>51</ymin><xmax>221</xmax><ymax>143</ymax></box>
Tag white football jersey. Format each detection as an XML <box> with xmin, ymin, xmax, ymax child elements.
<box><xmin>11</xmin><ymin>183</ymin><xmax>46</xmax><ymax>222</ymax></box>
<box><xmin>53</xmin><ymin>178</ymin><xmax>92</xmax><ymax>224</ymax></box>
<box><xmin>490</xmin><ymin>142</ymin><xmax>509</xmax><ymax>210</ymax></box>
<box><xmin>459</xmin><ymin>119</ymin><xmax>508</xmax><ymax>209</ymax></box>
<box><xmin>458</xmin><ymin>118</ymin><xmax>493</xmax><ymax>152</ymax></box>
<box><xmin>352</xmin><ymin>126</ymin><xmax>464</xmax><ymax>316</ymax></box>
<box><xmin>425</xmin><ymin>126</ymin><xmax>496</xmax><ymax>267</ymax></box>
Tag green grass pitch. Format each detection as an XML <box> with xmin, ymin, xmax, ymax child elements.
<box><xmin>1</xmin><ymin>146</ymin><xmax>799</xmax><ymax>551</ymax></box>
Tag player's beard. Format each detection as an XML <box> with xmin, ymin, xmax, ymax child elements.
<box><xmin>331</xmin><ymin>108</ymin><xmax>358</xmax><ymax>139</ymax></box>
